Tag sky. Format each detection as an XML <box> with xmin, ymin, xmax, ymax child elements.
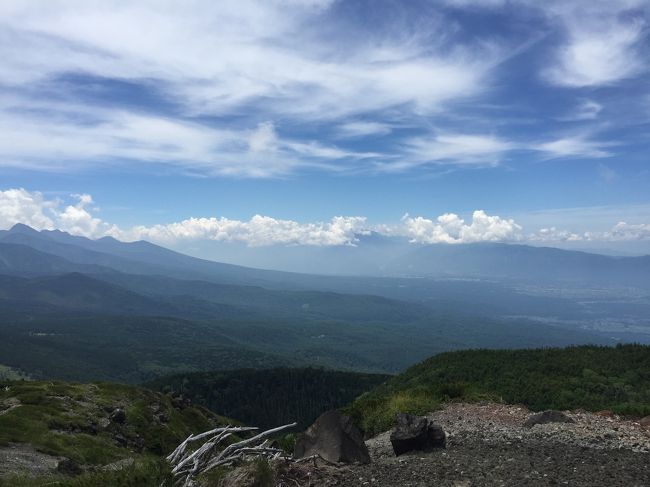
<box><xmin>1</xmin><ymin>0</ymin><xmax>650</xmax><ymax>253</ymax></box>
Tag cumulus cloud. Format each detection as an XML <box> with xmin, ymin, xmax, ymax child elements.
<box><xmin>114</xmin><ymin>215</ymin><xmax>370</xmax><ymax>247</ymax></box>
<box><xmin>3</xmin><ymin>188</ymin><xmax>650</xmax><ymax>247</ymax></box>
<box><xmin>0</xmin><ymin>189</ymin><xmax>112</xmax><ymax>238</ymax></box>
<box><xmin>401</xmin><ymin>210</ymin><xmax>523</xmax><ymax>244</ymax></box>
<box><xmin>57</xmin><ymin>194</ymin><xmax>114</xmax><ymax>239</ymax></box>
<box><xmin>604</xmin><ymin>222</ymin><xmax>650</xmax><ymax>241</ymax></box>
<box><xmin>0</xmin><ymin>188</ymin><xmax>369</xmax><ymax>246</ymax></box>
<box><xmin>0</xmin><ymin>188</ymin><xmax>56</xmax><ymax>230</ymax></box>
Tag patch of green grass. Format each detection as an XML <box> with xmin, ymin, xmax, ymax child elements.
<box><xmin>250</xmin><ymin>457</ymin><xmax>275</xmax><ymax>487</ymax></box>
<box><xmin>0</xmin><ymin>379</ymin><xmax>227</xmax><ymax>478</ymax></box>
<box><xmin>345</xmin><ymin>388</ymin><xmax>440</xmax><ymax>435</ymax></box>
<box><xmin>0</xmin><ymin>457</ymin><xmax>172</xmax><ymax>487</ymax></box>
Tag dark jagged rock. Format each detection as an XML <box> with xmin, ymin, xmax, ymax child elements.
<box><xmin>110</xmin><ymin>408</ymin><xmax>126</xmax><ymax>424</ymax></box>
<box><xmin>390</xmin><ymin>413</ymin><xmax>446</xmax><ymax>456</ymax></box>
<box><xmin>524</xmin><ymin>410</ymin><xmax>575</xmax><ymax>427</ymax></box>
<box><xmin>294</xmin><ymin>410</ymin><xmax>370</xmax><ymax>464</ymax></box>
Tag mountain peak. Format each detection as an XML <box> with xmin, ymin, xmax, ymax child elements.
<box><xmin>8</xmin><ymin>223</ymin><xmax>41</xmax><ymax>235</ymax></box>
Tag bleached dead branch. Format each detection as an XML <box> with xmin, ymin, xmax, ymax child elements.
<box><xmin>168</xmin><ymin>423</ymin><xmax>298</xmax><ymax>487</ymax></box>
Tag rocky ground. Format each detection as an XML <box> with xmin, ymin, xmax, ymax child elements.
<box><xmin>292</xmin><ymin>403</ymin><xmax>650</xmax><ymax>487</ymax></box>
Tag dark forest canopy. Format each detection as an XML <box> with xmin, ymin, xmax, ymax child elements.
<box><xmin>347</xmin><ymin>344</ymin><xmax>650</xmax><ymax>436</ymax></box>
<box><xmin>147</xmin><ymin>367</ymin><xmax>389</xmax><ymax>429</ymax></box>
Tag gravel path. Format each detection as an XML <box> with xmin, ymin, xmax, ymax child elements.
<box><xmin>301</xmin><ymin>403</ymin><xmax>650</xmax><ymax>487</ymax></box>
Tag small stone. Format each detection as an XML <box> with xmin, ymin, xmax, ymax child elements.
<box><xmin>524</xmin><ymin>410</ymin><xmax>574</xmax><ymax>428</ymax></box>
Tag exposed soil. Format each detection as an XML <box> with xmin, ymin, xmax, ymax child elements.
<box><xmin>291</xmin><ymin>403</ymin><xmax>650</xmax><ymax>487</ymax></box>
<box><xmin>0</xmin><ymin>397</ymin><xmax>20</xmax><ymax>417</ymax></box>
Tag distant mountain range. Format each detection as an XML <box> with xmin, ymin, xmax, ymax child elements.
<box><xmin>2</xmin><ymin>223</ymin><xmax>649</xmax><ymax>287</ymax></box>
<box><xmin>0</xmin><ymin>223</ymin><xmax>648</xmax><ymax>383</ymax></box>
<box><xmin>171</xmin><ymin>231</ymin><xmax>650</xmax><ymax>285</ymax></box>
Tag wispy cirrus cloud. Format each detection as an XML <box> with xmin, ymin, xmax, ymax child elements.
<box><xmin>336</xmin><ymin>121</ymin><xmax>393</xmax><ymax>139</ymax></box>
<box><xmin>542</xmin><ymin>2</ymin><xmax>647</xmax><ymax>87</ymax></box>
<box><xmin>0</xmin><ymin>0</ymin><xmax>647</xmax><ymax>179</ymax></box>
<box><xmin>0</xmin><ymin>1</ymin><xmax>507</xmax><ymax>176</ymax></box>
<box><xmin>534</xmin><ymin>134</ymin><xmax>613</xmax><ymax>160</ymax></box>
<box><xmin>377</xmin><ymin>131</ymin><xmax>613</xmax><ymax>170</ymax></box>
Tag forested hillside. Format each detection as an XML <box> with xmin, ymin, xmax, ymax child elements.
<box><xmin>347</xmin><ymin>344</ymin><xmax>650</xmax><ymax>436</ymax></box>
<box><xmin>147</xmin><ymin>367</ymin><xmax>389</xmax><ymax>429</ymax></box>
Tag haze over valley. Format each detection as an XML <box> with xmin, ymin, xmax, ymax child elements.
<box><xmin>1</xmin><ymin>1</ymin><xmax>650</xmax><ymax>485</ymax></box>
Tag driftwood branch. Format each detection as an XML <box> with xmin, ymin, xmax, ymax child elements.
<box><xmin>167</xmin><ymin>423</ymin><xmax>298</xmax><ymax>486</ymax></box>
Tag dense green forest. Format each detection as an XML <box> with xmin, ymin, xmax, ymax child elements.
<box><xmin>0</xmin><ymin>308</ymin><xmax>615</xmax><ymax>383</ymax></box>
<box><xmin>346</xmin><ymin>344</ymin><xmax>650</xmax><ymax>436</ymax></box>
<box><xmin>147</xmin><ymin>368</ymin><xmax>389</xmax><ymax>429</ymax></box>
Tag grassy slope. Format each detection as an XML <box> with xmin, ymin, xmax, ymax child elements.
<box><xmin>0</xmin><ymin>380</ymin><xmax>228</xmax><ymax>485</ymax></box>
<box><xmin>345</xmin><ymin>344</ymin><xmax>650</xmax><ymax>436</ymax></box>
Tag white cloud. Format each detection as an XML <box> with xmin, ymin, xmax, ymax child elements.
<box><xmin>4</xmin><ymin>188</ymin><xmax>650</xmax><ymax>247</ymax></box>
<box><xmin>1</xmin><ymin>1</ymin><xmax>642</xmax><ymax>177</ymax></box>
<box><xmin>401</xmin><ymin>210</ymin><xmax>523</xmax><ymax>244</ymax></box>
<box><xmin>543</xmin><ymin>3</ymin><xmax>647</xmax><ymax>87</ymax></box>
<box><xmin>0</xmin><ymin>1</ymin><xmax>499</xmax><ymax>120</ymax></box>
<box><xmin>439</xmin><ymin>1</ymin><xmax>648</xmax><ymax>88</ymax></box>
<box><xmin>390</xmin><ymin>133</ymin><xmax>514</xmax><ymax>170</ymax></box>
<box><xmin>604</xmin><ymin>221</ymin><xmax>650</xmax><ymax>241</ymax></box>
<box><xmin>529</xmin><ymin>227</ymin><xmax>583</xmax><ymax>242</ymax></box>
<box><xmin>337</xmin><ymin>122</ymin><xmax>393</xmax><ymax>138</ymax></box>
<box><xmin>115</xmin><ymin>215</ymin><xmax>370</xmax><ymax>247</ymax></box>
<box><xmin>0</xmin><ymin>189</ymin><xmax>112</xmax><ymax>238</ymax></box>
<box><xmin>376</xmin><ymin>129</ymin><xmax>616</xmax><ymax>170</ymax></box>
<box><xmin>248</xmin><ymin>122</ymin><xmax>278</xmax><ymax>153</ymax></box>
<box><xmin>57</xmin><ymin>194</ymin><xmax>113</xmax><ymax>239</ymax></box>
<box><xmin>535</xmin><ymin>135</ymin><xmax>612</xmax><ymax>159</ymax></box>
<box><xmin>530</xmin><ymin>221</ymin><xmax>650</xmax><ymax>243</ymax></box>
<box><xmin>0</xmin><ymin>103</ymin><xmax>373</xmax><ymax>177</ymax></box>
<box><xmin>0</xmin><ymin>188</ymin><xmax>56</xmax><ymax>230</ymax></box>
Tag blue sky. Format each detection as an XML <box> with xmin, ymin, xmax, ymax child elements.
<box><xmin>0</xmin><ymin>0</ymin><xmax>649</xmax><ymax>251</ymax></box>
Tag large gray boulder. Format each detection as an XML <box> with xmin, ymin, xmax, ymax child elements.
<box><xmin>294</xmin><ymin>410</ymin><xmax>370</xmax><ymax>464</ymax></box>
<box><xmin>390</xmin><ymin>413</ymin><xmax>446</xmax><ymax>456</ymax></box>
<box><xmin>524</xmin><ymin>410</ymin><xmax>575</xmax><ymax>428</ymax></box>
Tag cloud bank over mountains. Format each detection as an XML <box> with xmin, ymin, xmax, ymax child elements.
<box><xmin>2</xmin><ymin>188</ymin><xmax>648</xmax><ymax>248</ymax></box>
